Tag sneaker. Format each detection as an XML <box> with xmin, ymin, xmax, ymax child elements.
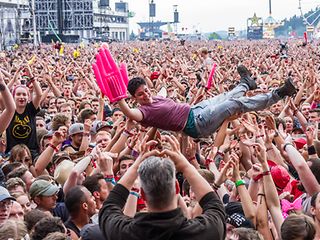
<box><xmin>275</xmin><ymin>78</ymin><xmax>297</xmax><ymax>98</ymax></box>
<box><xmin>237</xmin><ymin>65</ymin><xmax>257</xmax><ymax>90</ymax></box>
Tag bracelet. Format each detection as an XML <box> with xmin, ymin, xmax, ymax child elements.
<box><xmin>123</xmin><ymin>129</ymin><xmax>133</xmax><ymax>137</ymax></box>
<box><xmin>217</xmin><ymin>151</ymin><xmax>225</xmax><ymax>157</ymax></box>
<box><xmin>235</xmin><ymin>179</ymin><xmax>246</xmax><ymax>188</ymax></box>
<box><xmin>283</xmin><ymin>143</ymin><xmax>293</xmax><ymax>152</ymax></box>
<box><xmin>104</xmin><ymin>174</ymin><xmax>114</xmax><ymax>179</ymax></box>
<box><xmin>308</xmin><ymin>145</ymin><xmax>316</xmax><ymax>155</ymax></box>
<box><xmin>256</xmin><ymin>135</ymin><xmax>264</xmax><ymax>138</ymax></box>
<box><xmin>262</xmin><ymin>170</ymin><xmax>270</xmax><ymax>176</ymax></box>
<box><xmin>130</xmin><ymin>191</ymin><xmax>140</xmax><ymax>198</ymax></box>
<box><xmin>253</xmin><ymin>174</ymin><xmax>263</xmax><ymax>182</ymax></box>
<box><xmin>105</xmin><ymin>177</ymin><xmax>116</xmax><ymax>185</ymax></box>
<box><xmin>205</xmin><ymin>158</ymin><xmax>214</xmax><ymax>167</ymax></box>
<box><xmin>212</xmin><ymin>182</ymin><xmax>221</xmax><ymax>190</ymax></box>
<box><xmin>48</xmin><ymin>143</ymin><xmax>59</xmax><ymax>152</ymax></box>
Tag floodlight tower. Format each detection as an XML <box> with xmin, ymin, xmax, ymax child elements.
<box><xmin>173</xmin><ymin>5</ymin><xmax>179</xmax><ymax>34</ymax></box>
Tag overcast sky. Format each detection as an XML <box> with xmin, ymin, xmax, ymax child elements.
<box><xmin>116</xmin><ymin>0</ymin><xmax>320</xmax><ymax>33</ymax></box>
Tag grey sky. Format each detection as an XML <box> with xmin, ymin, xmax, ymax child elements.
<box><xmin>121</xmin><ymin>0</ymin><xmax>320</xmax><ymax>33</ymax></box>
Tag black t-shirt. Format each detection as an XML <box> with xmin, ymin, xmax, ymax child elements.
<box><xmin>6</xmin><ymin>102</ymin><xmax>39</xmax><ymax>155</ymax></box>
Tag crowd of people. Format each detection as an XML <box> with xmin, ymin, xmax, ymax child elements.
<box><xmin>0</xmin><ymin>38</ymin><xmax>319</xmax><ymax>240</ymax></box>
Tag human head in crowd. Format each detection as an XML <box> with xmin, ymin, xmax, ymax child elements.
<box><xmin>56</xmin><ymin>97</ymin><xmax>66</xmax><ymax>110</ymax></box>
<box><xmin>9</xmin><ymin>200</ymin><xmax>24</xmax><ymax>220</ymax></box>
<box><xmin>118</xmin><ymin>155</ymin><xmax>135</xmax><ymax>178</ymax></box>
<box><xmin>64</xmin><ymin>186</ymin><xmax>96</xmax><ymax>237</ymax></box>
<box><xmin>300</xmin><ymin>102</ymin><xmax>311</xmax><ymax>119</ymax></box>
<box><xmin>111</xmin><ymin>108</ymin><xmax>124</xmax><ymax>122</ymax></box>
<box><xmin>0</xmin><ymin>186</ymin><xmax>15</xmax><ymax>224</ymax></box>
<box><xmin>83</xmin><ymin>173</ymin><xmax>109</xmax><ymax>210</ymax></box>
<box><xmin>62</xmin><ymin>82</ymin><xmax>73</xmax><ymax>98</ymax></box>
<box><xmin>0</xmin><ymin>220</ymin><xmax>28</xmax><ymax>240</ymax></box>
<box><xmin>65</xmin><ymin>123</ymin><xmax>85</xmax><ymax>152</ymax></box>
<box><xmin>51</xmin><ymin>114</ymin><xmax>71</xmax><ymax>132</ymax></box>
<box><xmin>1</xmin><ymin>162</ymin><xmax>22</xmax><ymax>178</ymax></box>
<box><xmin>59</xmin><ymin>103</ymin><xmax>73</xmax><ymax>122</ymax></box>
<box><xmin>281</xmin><ymin>214</ymin><xmax>316</xmax><ymax>240</ymax></box>
<box><xmin>11</xmin><ymin>191</ymin><xmax>31</xmax><ymax>213</ymax></box>
<box><xmin>79</xmin><ymin>101</ymin><xmax>92</xmax><ymax>112</ymax></box>
<box><xmin>227</xmin><ymin>228</ymin><xmax>264</xmax><ymax>240</ymax></box>
<box><xmin>79</xmin><ymin>108</ymin><xmax>97</xmax><ymax>123</ymax></box>
<box><xmin>12</xmin><ymin>85</ymin><xmax>30</xmax><ymax>110</ymax></box>
<box><xmin>24</xmin><ymin>209</ymin><xmax>48</xmax><ymax>233</ymax></box>
<box><xmin>137</xmin><ymin>156</ymin><xmax>176</xmax><ymax>210</ymax></box>
<box><xmin>31</xmin><ymin>217</ymin><xmax>67</xmax><ymax>240</ymax></box>
<box><xmin>7</xmin><ymin>166</ymin><xmax>35</xmax><ymax>191</ymax></box>
<box><xmin>36</xmin><ymin>116</ymin><xmax>46</xmax><ymax>130</ymax></box>
<box><xmin>91</xmin><ymin>97</ymin><xmax>100</xmax><ymax>113</ymax></box>
<box><xmin>29</xmin><ymin>179</ymin><xmax>59</xmax><ymax>212</ymax></box>
<box><xmin>95</xmin><ymin>130</ymin><xmax>112</xmax><ymax>150</ymax></box>
<box><xmin>309</xmin><ymin>109</ymin><xmax>320</xmax><ymax>123</ymax></box>
<box><xmin>6</xmin><ymin>177</ymin><xmax>26</xmax><ymax>193</ymax></box>
<box><xmin>8</xmin><ymin>144</ymin><xmax>32</xmax><ymax>168</ymax></box>
<box><xmin>269</xmin><ymin>102</ymin><xmax>283</xmax><ymax>116</ymax></box>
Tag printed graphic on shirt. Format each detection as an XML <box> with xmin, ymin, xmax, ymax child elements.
<box><xmin>12</xmin><ymin>115</ymin><xmax>31</xmax><ymax>139</ymax></box>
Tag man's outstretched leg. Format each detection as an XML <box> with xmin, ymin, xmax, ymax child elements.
<box><xmin>195</xmin><ymin>65</ymin><xmax>257</xmax><ymax>109</ymax></box>
<box><xmin>193</xmin><ymin>78</ymin><xmax>296</xmax><ymax>138</ymax></box>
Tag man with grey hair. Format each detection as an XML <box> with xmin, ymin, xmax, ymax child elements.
<box><xmin>99</xmin><ymin>136</ymin><xmax>226</xmax><ymax>240</ymax></box>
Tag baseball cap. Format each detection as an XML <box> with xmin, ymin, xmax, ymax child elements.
<box><xmin>54</xmin><ymin>160</ymin><xmax>75</xmax><ymax>185</ymax></box>
<box><xmin>80</xmin><ymin>224</ymin><xmax>104</xmax><ymax>240</ymax></box>
<box><xmin>268</xmin><ymin>161</ymin><xmax>290</xmax><ymax>190</ymax></box>
<box><xmin>52</xmin><ymin>152</ymin><xmax>71</xmax><ymax>165</ymax></box>
<box><xmin>29</xmin><ymin>180</ymin><xmax>59</xmax><ymax>199</ymax></box>
<box><xmin>68</xmin><ymin>123</ymin><xmax>84</xmax><ymax>136</ymax></box>
<box><xmin>294</xmin><ymin>138</ymin><xmax>307</xmax><ymax>150</ymax></box>
<box><xmin>0</xmin><ymin>186</ymin><xmax>15</xmax><ymax>202</ymax></box>
<box><xmin>91</xmin><ymin>120</ymin><xmax>113</xmax><ymax>134</ymax></box>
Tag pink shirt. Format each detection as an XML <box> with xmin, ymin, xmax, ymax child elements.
<box><xmin>139</xmin><ymin>96</ymin><xmax>191</xmax><ymax>131</ymax></box>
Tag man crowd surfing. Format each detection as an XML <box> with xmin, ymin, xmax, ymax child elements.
<box><xmin>0</xmin><ymin>38</ymin><xmax>319</xmax><ymax>240</ymax></box>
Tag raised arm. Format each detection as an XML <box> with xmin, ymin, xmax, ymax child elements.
<box><xmin>117</xmin><ymin>99</ymin><xmax>143</xmax><ymax>122</ymax></box>
<box><xmin>0</xmin><ymin>74</ymin><xmax>15</xmax><ymax>132</ymax></box>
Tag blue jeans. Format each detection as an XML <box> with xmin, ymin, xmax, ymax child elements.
<box><xmin>191</xmin><ymin>83</ymin><xmax>281</xmax><ymax>138</ymax></box>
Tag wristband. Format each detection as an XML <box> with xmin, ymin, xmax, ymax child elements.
<box><xmin>130</xmin><ymin>191</ymin><xmax>140</xmax><ymax>198</ymax></box>
<box><xmin>123</xmin><ymin>129</ymin><xmax>133</xmax><ymax>137</ymax></box>
<box><xmin>262</xmin><ymin>170</ymin><xmax>270</xmax><ymax>176</ymax></box>
<box><xmin>205</xmin><ymin>158</ymin><xmax>214</xmax><ymax>167</ymax></box>
<box><xmin>308</xmin><ymin>145</ymin><xmax>316</xmax><ymax>155</ymax></box>
<box><xmin>105</xmin><ymin>177</ymin><xmax>116</xmax><ymax>185</ymax></box>
<box><xmin>104</xmin><ymin>174</ymin><xmax>114</xmax><ymax>179</ymax></box>
<box><xmin>212</xmin><ymin>182</ymin><xmax>220</xmax><ymax>190</ymax></box>
<box><xmin>49</xmin><ymin>143</ymin><xmax>59</xmax><ymax>152</ymax></box>
<box><xmin>235</xmin><ymin>179</ymin><xmax>246</xmax><ymax>188</ymax></box>
<box><xmin>253</xmin><ymin>174</ymin><xmax>263</xmax><ymax>182</ymax></box>
<box><xmin>217</xmin><ymin>151</ymin><xmax>225</xmax><ymax>157</ymax></box>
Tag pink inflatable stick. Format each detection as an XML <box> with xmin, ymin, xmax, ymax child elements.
<box><xmin>92</xmin><ymin>63</ymin><xmax>113</xmax><ymax>100</ymax></box>
<box><xmin>206</xmin><ymin>63</ymin><xmax>217</xmax><ymax>89</ymax></box>
<box><xmin>119</xmin><ymin>63</ymin><xmax>129</xmax><ymax>86</ymax></box>
<box><xmin>304</xmin><ymin>32</ymin><xmax>308</xmax><ymax>44</ymax></box>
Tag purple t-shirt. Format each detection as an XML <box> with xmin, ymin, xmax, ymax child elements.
<box><xmin>138</xmin><ymin>96</ymin><xmax>191</xmax><ymax>131</ymax></box>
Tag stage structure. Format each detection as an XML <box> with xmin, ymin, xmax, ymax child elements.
<box><xmin>0</xmin><ymin>0</ymin><xmax>31</xmax><ymax>50</ymax></box>
<box><xmin>34</xmin><ymin>0</ymin><xmax>129</xmax><ymax>42</ymax></box>
<box><xmin>263</xmin><ymin>0</ymin><xmax>283</xmax><ymax>39</ymax></box>
<box><xmin>247</xmin><ymin>13</ymin><xmax>263</xmax><ymax>40</ymax></box>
